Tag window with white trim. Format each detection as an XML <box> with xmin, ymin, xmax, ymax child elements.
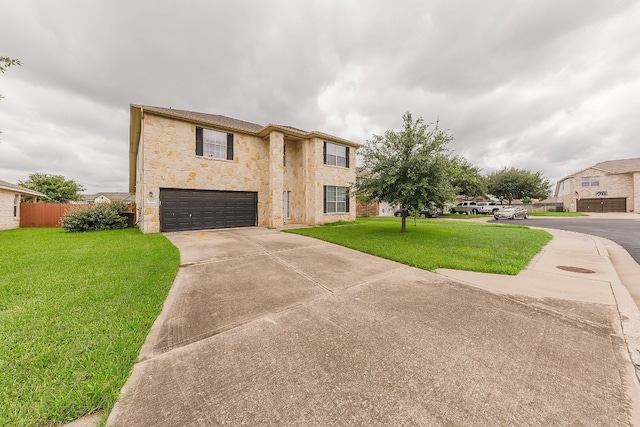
<box><xmin>323</xmin><ymin>142</ymin><xmax>349</xmax><ymax>168</ymax></box>
<box><xmin>581</xmin><ymin>176</ymin><xmax>599</xmax><ymax>187</ymax></box>
<box><xmin>324</xmin><ymin>186</ymin><xmax>349</xmax><ymax>213</ymax></box>
<box><xmin>196</xmin><ymin>127</ymin><xmax>234</xmax><ymax>160</ymax></box>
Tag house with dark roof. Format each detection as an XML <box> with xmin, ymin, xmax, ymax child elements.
<box><xmin>81</xmin><ymin>192</ymin><xmax>135</xmax><ymax>205</ymax></box>
<box><xmin>0</xmin><ymin>179</ymin><xmax>44</xmax><ymax>230</ymax></box>
<box><xmin>553</xmin><ymin>157</ymin><xmax>640</xmax><ymax>212</ymax></box>
<box><xmin>129</xmin><ymin>105</ymin><xmax>360</xmax><ymax>233</ymax></box>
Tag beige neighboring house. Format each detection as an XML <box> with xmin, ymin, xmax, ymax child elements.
<box><xmin>129</xmin><ymin>105</ymin><xmax>360</xmax><ymax>233</ymax></box>
<box><xmin>0</xmin><ymin>179</ymin><xmax>44</xmax><ymax>231</ymax></box>
<box><xmin>81</xmin><ymin>192</ymin><xmax>135</xmax><ymax>205</ymax></box>
<box><xmin>553</xmin><ymin>157</ymin><xmax>640</xmax><ymax>212</ymax></box>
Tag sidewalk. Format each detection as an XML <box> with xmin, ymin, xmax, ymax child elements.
<box><xmin>437</xmin><ymin>228</ymin><xmax>640</xmax><ymax>389</ymax></box>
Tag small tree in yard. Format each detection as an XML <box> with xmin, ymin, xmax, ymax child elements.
<box><xmin>355</xmin><ymin>112</ymin><xmax>457</xmax><ymax>233</ymax></box>
<box><xmin>486</xmin><ymin>167</ymin><xmax>552</xmax><ymax>205</ymax></box>
<box><xmin>18</xmin><ymin>172</ymin><xmax>85</xmax><ymax>203</ymax></box>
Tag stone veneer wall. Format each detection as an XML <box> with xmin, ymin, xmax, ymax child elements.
<box><xmin>135</xmin><ymin>113</ymin><xmax>357</xmax><ymax>232</ymax></box>
<box><xmin>310</xmin><ymin>137</ymin><xmax>357</xmax><ymax>224</ymax></box>
<box><xmin>634</xmin><ymin>172</ymin><xmax>640</xmax><ymax>212</ymax></box>
<box><xmin>0</xmin><ymin>190</ymin><xmax>20</xmax><ymax>230</ymax></box>
<box><xmin>137</xmin><ymin>114</ymin><xmax>269</xmax><ymax>233</ymax></box>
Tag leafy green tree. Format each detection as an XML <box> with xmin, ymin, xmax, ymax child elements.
<box><xmin>1</xmin><ymin>56</ymin><xmax>21</xmax><ymax>102</ymax></box>
<box><xmin>1</xmin><ymin>56</ymin><xmax>21</xmax><ymax>140</ymax></box>
<box><xmin>450</xmin><ymin>156</ymin><xmax>487</xmax><ymax>198</ymax></box>
<box><xmin>18</xmin><ymin>173</ymin><xmax>86</xmax><ymax>203</ymax></box>
<box><xmin>486</xmin><ymin>167</ymin><xmax>552</xmax><ymax>205</ymax></box>
<box><xmin>355</xmin><ymin>112</ymin><xmax>456</xmax><ymax>233</ymax></box>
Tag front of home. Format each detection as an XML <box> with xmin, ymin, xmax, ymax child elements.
<box><xmin>553</xmin><ymin>157</ymin><xmax>640</xmax><ymax>213</ymax></box>
<box><xmin>0</xmin><ymin>179</ymin><xmax>44</xmax><ymax>230</ymax></box>
<box><xmin>129</xmin><ymin>105</ymin><xmax>359</xmax><ymax>233</ymax></box>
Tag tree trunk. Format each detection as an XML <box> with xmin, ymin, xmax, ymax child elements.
<box><xmin>401</xmin><ymin>211</ymin><xmax>407</xmax><ymax>233</ymax></box>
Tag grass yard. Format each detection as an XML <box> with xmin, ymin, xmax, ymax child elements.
<box><xmin>0</xmin><ymin>227</ymin><xmax>179</xmax><ymax>426</ymax></box>
<box><xmin>286</xmin><ymin>217</ymin><xmax>552</xmax><ymax>274</ymax></box>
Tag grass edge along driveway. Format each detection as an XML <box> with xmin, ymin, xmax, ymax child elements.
<box><xmin>286</xmin><ymin>217</ymin><xmax>552</xmax><ymax>275</ymax></box>
<box><xmin>0</xmin><ymin>227</ymin><xmax>179</xmax><ymax>426</ymax></box>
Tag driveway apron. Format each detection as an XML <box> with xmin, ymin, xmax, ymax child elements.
<box><xmin>109</xmin><ymin>227</ymin><xmax>639</xmax><ymax>426</ymax></box>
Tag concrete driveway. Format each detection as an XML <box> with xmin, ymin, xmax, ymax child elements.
<box><xmin>108</xmin><ymin>227</ymin><xmax>639</xmax><ymax>426</ymax></box>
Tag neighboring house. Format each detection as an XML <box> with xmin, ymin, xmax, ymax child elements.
<box><xmin>355</xmin><ymin>199</ymin><xmax>398</xmax><ymax>217</ymax></box>
<box><xmin>0</xmin><ymin>179</ymin><xmax>44</xmax><ymax>230</ymax></box>
<box><xmin>81</xmin><ymin>192</ymin><xmax>135</xmax><ymax>205</ymax></box>
<box><xmin>129</xmin><ymin>105</ymin><xmax>360</xmax><ymax>233</ymax></box>
<box><xmin>553</xmin><ymin>157</ymin><xmax>640</xmax><ymax>212</ymax></box>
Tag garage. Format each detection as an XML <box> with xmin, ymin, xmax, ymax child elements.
<box><xmin>160</xmin><ymin>189</ymin><xmax>258</xmax><ymax>232</ymax></box>
<box><xmin>577</xmin><ymin>197</ymin><xmax>627</xmax><ymax>213</ymax></box>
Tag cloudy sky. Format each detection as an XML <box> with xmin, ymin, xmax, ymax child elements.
<box><xmin>1</xmin><ymin>0</ymin><xmax>639</xmax><ymax>194</ymax></box>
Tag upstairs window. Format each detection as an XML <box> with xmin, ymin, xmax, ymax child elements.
<box><xmin>581</xmin><ymin>176</ymin><xmax>599</xmax><ymax>187</ymax></box>
<box><xmin>323</xmin><ymin>142</ymin><xmax>349</xmax><ymax>168</ymax></box>
<box><xmin>196</xmin><ymin>127</ymin><xmax>234</xmax><ymax>160</ymax></box>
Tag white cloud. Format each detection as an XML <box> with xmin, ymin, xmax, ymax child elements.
<box><xmin>0</xmin><ymin>0</ymin><xmax>638</xmax><ymax>193</ymax></box>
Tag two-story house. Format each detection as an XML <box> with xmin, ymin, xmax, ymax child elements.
<box><xmin>553</xmin><ymin>157</ymin><xmax>640</xmax><ymax>212</ymax></box>
<box><xmin>129</xmin><ymin>105</ymin><xmax>360</xmax><ymax>233</ymax></box>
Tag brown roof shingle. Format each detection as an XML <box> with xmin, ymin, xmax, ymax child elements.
<box><xmin>592</xmin><ymin>157</ymin><xmax>640</xmax><ymax>174</ymax></box>
<box><xmin>0</xmin><ymin>179</ymin><xmax>45</xmax><ymax>197</ymax></box>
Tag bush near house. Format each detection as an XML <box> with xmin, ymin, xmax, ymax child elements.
<box><xmin>61</xmin><ymin>202</ymin><xmax>129</xmax><ymax>232</ymax></box>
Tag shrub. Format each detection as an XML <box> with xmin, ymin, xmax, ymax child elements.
<box><xmin>61</xmin><ymin>202</ymin><xmax>129</xmax><ymax>232</ymax></box>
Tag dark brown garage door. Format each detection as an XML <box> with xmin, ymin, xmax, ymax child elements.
<box><xmin>577</xmin><ymin>197</ymin><xmax>626</xmax><ymax>213</ymax></box>
<box><xmin>160</xmin><ymin>189</ymin><xmax>257</xmax><ymax>232</ymax></box>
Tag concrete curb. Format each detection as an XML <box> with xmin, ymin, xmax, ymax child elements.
<box><xmin>593</xmin><ymin>236</ymin><xmax>640</xmax><ymax>425</ymax></box>
<box><xmin>596</xmin><ymin>237</ymin><xmax>640</xmax><ymax>377</ymax></box>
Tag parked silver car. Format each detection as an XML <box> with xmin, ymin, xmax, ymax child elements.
<box><xmin>493</xmin><ymin>206</ymin><xmax>529</xmax><ymax>220</ymax></box>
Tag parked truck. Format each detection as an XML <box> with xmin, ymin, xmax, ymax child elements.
<box><xmin>449</xmin><ymin>201</ymin><xmax>501</xmax><ymax>215</ymax></box>
<box><xmin>449</xmin><ymin>201</ymin><xmax>479</xmax><ymax>215</ymax></box>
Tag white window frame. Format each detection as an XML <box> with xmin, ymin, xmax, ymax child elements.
<box><xmin>203</xmin><ymin>128</ymin><xmax>228</xmax><ymax>159</ymax></box>
<box><xmin>325</xmin><ymin>142</ymin><xmax>348</xmax><ymax>168</ymax></box>
<box><xmin>324</xmin><ymin>186</ymin><xmax>348</xmax><ymax>213</ymax></box>
<box><xmin>581</xmin><ymin>176</ymin><xmax>600</xmax><ymax>187</ymax></box>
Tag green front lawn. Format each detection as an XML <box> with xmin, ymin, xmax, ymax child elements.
<box><xmin>286</xmin><ymin>217</ymin><xmax>552</xmax><ymax>274</ymax></box>
<box><xmin>0</xmin><ymin>228</ymin><xmax>179</xmax><ymax>426</ymax></box>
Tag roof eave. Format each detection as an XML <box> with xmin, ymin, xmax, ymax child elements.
<box><xmin>258</xmin><ymin>124</ymin><xmax>361</xmax><ymax>148</ymax></box>
<box><xmin>129</xmin><ymin>105</ymin><xmax>142</xmax><ymax>194</ymax></box>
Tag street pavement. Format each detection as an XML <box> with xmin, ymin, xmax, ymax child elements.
<box><xmin>104</xmin><ymin>222</ymin><xmax>640</xmax><ymax>426</ymax></box>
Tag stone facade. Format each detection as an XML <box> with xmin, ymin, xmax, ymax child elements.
<box><xmin>554</xmin><ymin>158</ymin><xmax>640</xmax><ymax>212</ymax></box>
<box><xmin>0</xmin><ymin>180</ymin><xmax>44</xmax><ymax>230</ymax></box>
<box><xmin>0</xmin><ymin>189</ymin><xmax>20</xmax><ymax>230</ymax></box>
<box><xmin>130</xmin><ymin>106</ymin><xmax>359</xmax><ymax>233</ymax></box>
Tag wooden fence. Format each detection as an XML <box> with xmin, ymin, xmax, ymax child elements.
<box><xmin>19</xmin><ymin>203</ymin><xmax>137</xmax><ymax>228</ymax></box>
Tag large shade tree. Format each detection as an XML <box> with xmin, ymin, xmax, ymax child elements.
<box><xmin>486</xmin><ymin>167</ymin><xmax>552</xmax><ymax>205</ymax></box>
<box><xmin>355</xmin><ymin>112</ymin><xmax>457</xmax><ymax>232</ymax></box>
<box><xmin>18</xmin><ymin>173</ymin><xmax>85</xmax><ymax>203</ymax></box>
